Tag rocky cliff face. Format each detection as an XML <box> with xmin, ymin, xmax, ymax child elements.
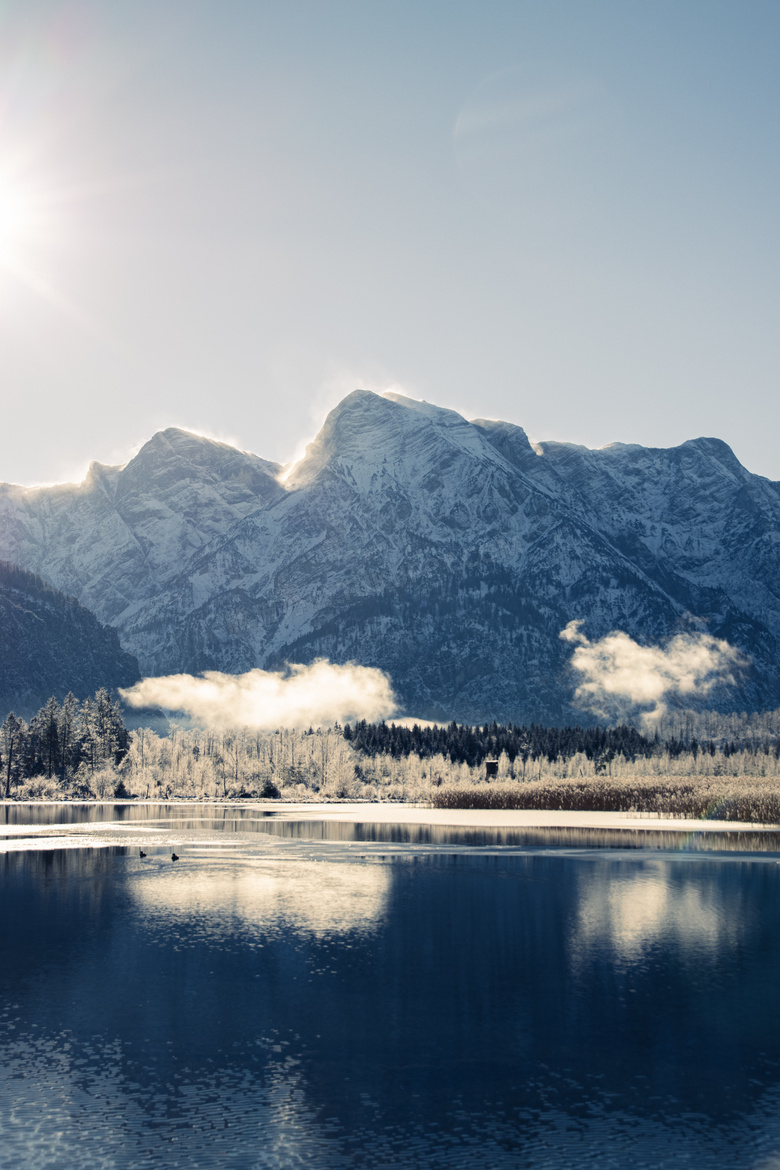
<box><xmin>0</xmin><ymin>562</ymin><xmax>140</xmax><ymax>719</ymax></box>
<box><xmin>1</xmin><ymin>392</ymin><xmax>778</xmax><ymax>723</ymax></box>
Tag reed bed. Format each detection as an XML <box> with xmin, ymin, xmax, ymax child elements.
<box><xmin>430</xmin><ymin>775</ymin><xmax>780</xmax><ymax>824</ymax></box>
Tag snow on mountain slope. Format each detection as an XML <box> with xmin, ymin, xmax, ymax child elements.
<box><xmin>0</xmin><ymin>394</ymin><xmax>778</xmax><ymax>723</ymax></box>
<box><xmin>523</xmin><ymin>434</ymin><xmax>780</xmax><ymax>629</ymax></box>
<box><xmin>0</xmin><ymin>429</ymin><xmax>282</xmax><ymax>624</ymax></box>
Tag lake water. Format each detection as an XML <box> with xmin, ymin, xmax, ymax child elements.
<box><xmin>2</xmin><ymin>803</ymin><xmax>780</xmax><ymax>1168</ymax></box>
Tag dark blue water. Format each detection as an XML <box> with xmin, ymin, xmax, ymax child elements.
<box><xmin>2</xmin><ymin>806</ymin><xmax>780</xmax><ymax>1168</ymax></box>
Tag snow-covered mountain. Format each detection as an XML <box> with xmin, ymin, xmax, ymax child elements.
<box><xmin>1</xmin><ymin>390</ymin><xmax>778</xmax><ymax>723</ymax></box>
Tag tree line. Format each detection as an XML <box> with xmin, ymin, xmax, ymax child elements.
<box><xmin>344</xmin><ymin>712</ymin><xmax>780</xmax><ymax>772</ymax></box>
<box><xmin>3</xmin><ymin>697</ymin><xmax>780</xmax><ymax>801</ymax></box>
<box><xmin>1</xmin><ymin>690</ymin><xmax>129</xmax><ymax>798</ymax></box>
<box><xmin>344</xmin><ymin>719</ymin><xmax>655</xmax><ymax>772</ymax></box>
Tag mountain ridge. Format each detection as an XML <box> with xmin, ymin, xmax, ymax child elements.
<box><xmin>0</xmin><ymin>391</ymin><xmax>777</xmax><ymax>723</ymax></box>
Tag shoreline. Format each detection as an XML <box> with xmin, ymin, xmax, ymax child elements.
<box><xmin>3</xmin><ymin>798</ymin><xmax>780</xmax><ymax>833</ymax></box>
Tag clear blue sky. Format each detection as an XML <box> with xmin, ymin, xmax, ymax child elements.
<box><xmin>1</xmin><ymin>0</ymin><xmax>779</xmax><ymax>483</ymax></box>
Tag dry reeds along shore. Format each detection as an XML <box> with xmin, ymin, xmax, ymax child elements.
<box><xmin>430</xmin><ymin>776</ymin><xmax>780</xmax><ymax>823</ymax></box>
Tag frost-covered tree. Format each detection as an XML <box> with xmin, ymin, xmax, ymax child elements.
<box><xmin>34</xmin><ymin>696</ymin><xmax>61</xmax><ymax>779</ymax></box>
<box><xmin>1</xmin><ymin>713</ymin><xmax>26</xmax><ymax>798</ymax></box>
<box><xmin>58</xmin><ymin>692</ymin><xmax>79</xmax><ymax>780</ymax></box>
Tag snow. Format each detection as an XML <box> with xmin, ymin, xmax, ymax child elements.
<box><xmin>256</xmin><ymin>803</ymin><xmax>780</xmax><ymax>833</ymax></box>
<box><xmin>1</xmin><ymin>389</ymin><xmax>779</xmax><ymax>721</ymax></box>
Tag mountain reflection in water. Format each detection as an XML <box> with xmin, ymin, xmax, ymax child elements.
<box><xmin>572</xmin><ymin>862</ymin><xmax>745</xmax><ymax>963</ymax></box>
<box><xmin>1</xmin><ymin>810</ymin><xmax>780</xmax><ymax>1168</ymax></box>
<box><xmin>130</xmin><ymin>857</ymin><xmax>391</xmax><ymax>939</ymax></box>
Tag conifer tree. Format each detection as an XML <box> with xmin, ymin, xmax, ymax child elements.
<box><xmin>94</xmin><ymin>688</ymin><xmax>127</xmax><ymax>765</ymax></box>
<box><xmin>58</xmin><ymin>693</ymin><xmax>79</xmax><ymax>780</ymax></box>
<box><xmin>1</xmin><ymin>713</ymin><xmax>25</xmax><ymax>798</ymax></box>
<box><xmin>78</xmin><ymin>696</ymin><xmax>98</xmax><ymax>774</ymax></box>
<box><xmin>36</xmin><ymin>696</ymin><xmax>61</xmax><ymax>779</ymax></box>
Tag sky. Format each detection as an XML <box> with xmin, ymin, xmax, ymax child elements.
<box><xmin>0</xmin><ymin>0</ymin><xmax>779</xmax><ymax>486</ymax></box>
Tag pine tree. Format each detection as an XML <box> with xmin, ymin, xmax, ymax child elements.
<box><xmin>78</xmin><ymin>696</ymin><xmax>98</xmax><ymax>774</ymax></box>
<box><xmin>58</xmin><ymin>692</ymin><xmax>79</xmax><ymax>780</ymax></box>
<box><xmin>1</xmin><ymin>713</ymin><xmax>26</xmax><ymax>798</ymax></box>
<box><xmin>37</xmin><ymin>696</ymin><xmax>61</xmax><ymax>779</ymax></box>
<box><xmin>94</xmin><ymin>688</ymin><xmax>127</xmax><ymax>766</ymax></box>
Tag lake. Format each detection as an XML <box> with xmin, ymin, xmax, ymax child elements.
<box><xmin>2</xmin><ymin>802</ymin><xmax>780</xmax><ymax>1168</ymax></box>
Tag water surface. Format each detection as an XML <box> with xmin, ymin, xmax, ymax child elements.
<box><xmin>2</xmin><ymin>804</ymin><xmax>780</xmax><ymax>1168</ymax></box>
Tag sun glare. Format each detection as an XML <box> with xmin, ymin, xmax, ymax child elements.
<box><xmin>0</xmin><ymin>183</ymin><xmax>36</xmax><ymax>263</ymax></box>
<box><xmin>0</xmin><ymin>170</ymin><xmax>101</xmax><ymax>330</ymax></box>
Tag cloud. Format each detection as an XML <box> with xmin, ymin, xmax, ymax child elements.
<box><xmin>120</xmin><ymin>659</ymin><xmax>397</xmax><ymax>730</ymax></box>
<box><xmin>560</xmin><ymin>621</ymin><xmax>748</xmax><ymax>725</ymax></box>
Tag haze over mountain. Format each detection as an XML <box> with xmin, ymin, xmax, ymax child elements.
<box><xmin>1</xmin><ymin>391</ymin><xmax>778</xmax><ymax>724</ymax></box>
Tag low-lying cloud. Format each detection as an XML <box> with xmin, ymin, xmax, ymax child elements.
<box><xmin>560</xmin><ymin>620</ymin><xmax>747</xmax><ymax>725</ymax></box>
<box><xmin>120</xmin><ymin>659</ymin><xmax>397</xmax><ymax>730</ymax></box>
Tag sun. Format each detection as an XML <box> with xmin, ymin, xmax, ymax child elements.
<box><xmin>0</xmin><ymin>161</ymin><xmax>118</xmax><ymax>340</ymax></box>
<box><xmin>0</xmin><ymin>182</ymin><xmax>36</xmax><ymax>264</ymax></box>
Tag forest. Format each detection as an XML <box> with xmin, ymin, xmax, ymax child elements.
<box><xmin>3</xmin><ymin>692</ymin><xmax>780</xmax><ymax>822</ymax></box>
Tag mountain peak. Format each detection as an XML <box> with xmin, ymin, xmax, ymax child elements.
<box><xmin>285</xmin><ymin>390</ymin><xmax>498</xmax><ymax>489</ymax></box>
<box><xmin>679</xmin><ymin>435</ymin><xmax>747</xmax><ymax>477</ymax></box>
<box><xmin>126</xmin><ymin>427</ymin><xmax>281</xmax><ymax>485</ymax></box>
<box><xmin>136</xmin><ymin>426</ymin><xmax>245</xmax><ymax>461</ymax></box>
